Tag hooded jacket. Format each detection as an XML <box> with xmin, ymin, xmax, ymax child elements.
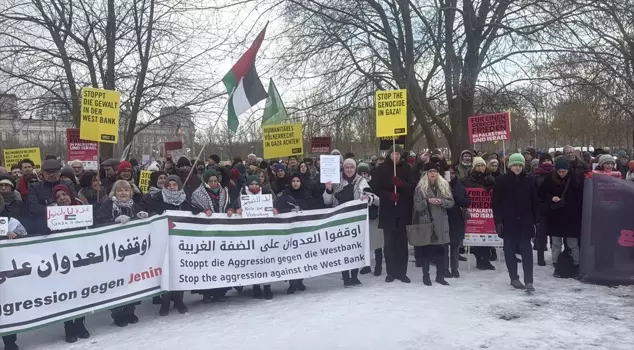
<box><xmin>456</xmin><ymin>150</ymin><xmax>473</xmax><ymax>181</ymax></box>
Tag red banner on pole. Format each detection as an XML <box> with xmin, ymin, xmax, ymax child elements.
<box><xmin>163</xmin><ymin>141</ymin><xmax>184</xmax><ymax>158</ymax></box>
<box><xmin>66</xmin><ymin>128</ymin><xmax>98</xmax><ymax>169</ymax></box>
<box><xmin>310</xmin><ymin>137</ymin><xmax>332</xmax><ymax>154</ymax></box>
<box><xmin>468</xmin><ymin>112</ymin><xmax>510</xmax><ymax>143</ymax></box>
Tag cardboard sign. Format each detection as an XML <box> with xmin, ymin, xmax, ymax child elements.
<box><xmin>319</xmin><ymin>155</ymin><xmax>341</xmax><ymax>184</ymax></box>
<box><xmin>138</xmin><ymin>170</ymin><xmax>152</xmax><ymax>194</ymax></box>
<box><xmin>240</xmin><ymin>194</ymin><xmax>274</xmax><ymax>218</ymax></box>
<box><xmin>80</xmin><ymin>87</ymin><xmax>121</xmax><ymax>143</ymax></box>
<box><xmin>310</xmin><ymin>137</ymin><xmax>332</xmax><ymax>154</ymax></box>
<box><xmin>66</xmin><ymin>128</ymin><xmax>99</xmax><ymax>170</ymax></box>
<box><xmin>3</xmin><ymin>148</ymin><xmax>41</xmax><ymax>169</ymax></box>
<box><xmin>46</xmin><ymin>205</ymin><xmax>94</xmax><ymax>231</ymax></box>
<box><xmin>0</xmin><ymin>217</ymin><xmax>8</xmax><ymax>236</ymax></box>
<box><xmin>262</xmin><ymin>122</ymin><xmax>303</xmax><ymax>159</ymax></box>
<box><xmin>468</xmin><ymin>112</ymin><xmax>510</xmax><ymax>143</ymax></box>
<box><xmin>164</xmin><ymin>140</ymin><xmax>184</xmax><ymax>158</ymax></box>
<box><xmin>375</xmin><ymin>89</ymin><xmax>408</xmax><ymax>138</ymax></box>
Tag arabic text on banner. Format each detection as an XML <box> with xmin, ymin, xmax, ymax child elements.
<box><xmin>167</xmin><ymin>200</ymin><xmax>370</xmax><ymax>290</ymax></box>
<box><xmin>0</xmin><ymin>218</ymin><xmax>167</xmax><ymax>335</ymax></box>
<box><xmin>240</xmin><ymin>194</ymin><xmax>274</xmax><ymax>218</ymax></box>
<box><xmin>46</xmin><ymin>205</ymin><xmax>94</xmax><ymax>231</ymax></box>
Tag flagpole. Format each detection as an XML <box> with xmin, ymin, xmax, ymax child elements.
<box><xmin>183</xmin><ymin>87</ymin><xmax>236</xmax><ymax>186</ymax></box>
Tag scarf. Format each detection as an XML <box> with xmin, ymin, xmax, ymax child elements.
<box><xmin>533</xmin><ymin>163</ymin><xmax>554</xmax><ymax>176</ymax></box>
<box><xmin>161</xmin><ymin>188</ymin><xmax>186</xmax><ymax>207</ymax></box>
<box><xmin>1</xmin><ymin>191</ymin><xmax>17</xmax><ymax>205</ymax></box>
<box><xmin>190</xmin><ymin>183</ymin><xmax>226</xmax><ymax>213</ymax></box>
<box><xmin>111</xmin><ymin>196</ymin><xmax>135</xmax><ymax>218</ymax></box>
<box><xmin>148</xmin><ymin>186</ymin><xmax>161</xmax><ymax>195</ymax></box>
<box><xmin>342</xmin><ymin>172</ymin><xmax>356</xmax><ymax>184</ymax></box>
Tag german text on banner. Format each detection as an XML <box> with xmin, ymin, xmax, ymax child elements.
<box><xmin>66</xmin><ymin>128</ymin><xmax>98</xmax><ymax>170</ymax></box>
<box><xmin>468</xmin><ymin>112</ymin><xmax>510</xmax><ymax>143</ymax></box>
<box><xmin>0</xmin><ymin>217</ymin><xmax>167</xmax><ymax>335</ymax></box>
<box><xmin>464</xmin><ymin>188</ymin><xmax>502</xmax><ymax>246</ymax></box>
<box><xmin>165</xmin><ymin>201</ymin><xmax>370</xmax><ymax>291</ymax></box>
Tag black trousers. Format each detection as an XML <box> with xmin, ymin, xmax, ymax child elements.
<box><xmin>419</xmin><ymin>245</ymin><xmax>446</xmax><ymax>278</ymax></box>
<box><xmin>383</xmin><ymin>227</ymin><xmax>409</xmax><ymax>277</ymax></box>
<box><xmin>444</xmin><ymin>242</ymin><xmax>460</xmax><ymax>271</ymax></box>
<box><xmin>504</xmin><ymin>234</ymin><xmax>534</xmax><ymax>284</ymax></box>
<box><xmin>2</xmin><ymin>335</ymin><xmax>16</xmax><ymax>346</ymax></box>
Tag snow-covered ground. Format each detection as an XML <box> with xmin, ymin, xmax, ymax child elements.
<box><xmin>15</xmin><ymin>252</ymin><xmax>634</xmax><ymax>350</ymax></box>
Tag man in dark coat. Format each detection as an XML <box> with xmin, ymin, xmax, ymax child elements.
<box><xmin>445</xmin><ymin>166</ymin><xmax>471</xmax><ymax>278</ymax></box>
<box><xmin>492</xmin><ymin>153</ymin><xmax>539</xmax><ymax>292</ymax></box>
<box><xmin>374</xmin><ymin>145</ymin><xmax>415</xmax><ymax>283</ymax></box>
<box><xmin>28</xmin><ymin>159</ymin><xmax>75</xmax><ymax>235</ymax></box>
<box><xmin>532</xmin><ymin>153</ymin><xmax>554</xmax><ymax>266</ymax></box>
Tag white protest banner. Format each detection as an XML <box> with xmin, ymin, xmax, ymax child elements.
<box><xmin>319</xmin><ymin>155</ymin><xmax>341</xmax><ymax>184</ymax></box>
<box><xmin>240</xmin><ymin>194</ymin><xmax>274</xmax><ymax>218</ymax></box>
<box><xmin>47</xmin><ymin>205</ymin><xmax>94</xmax><ymax>231</ymax></box>
<box><xmin>0</xmin><ymin>217</ymin><xmax>8</xmax><ymax>236</ymax></box>
<box><xmin>165</xmin><ymin>200</ymin><xmax>369</xmax><ymax>291</ymax></box>
<box><xmin>0</xmin><ymin>217</ymin><xmax>167</xmax><ymax>335</ymax></box>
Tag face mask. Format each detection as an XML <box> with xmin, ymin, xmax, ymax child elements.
<box><xmin>210</xmin><ymin>183</ymin><xmax>220</xmax><ymax>190</ymax></box>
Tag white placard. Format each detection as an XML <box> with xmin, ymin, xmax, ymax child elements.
<box><xmin>47</xmin><ymin>205</ymin><xmax>94</xmax><ymax>231</ymax></box>
<box><xmin>0</xmin><ymin>217</ymin><xmax>8</xmax><ymax>236</ymax></box>
<box><xmin>320</xmin><ymin>155</ymin><xmax>341</xmax><ymax>184</ymax></box>
<box><xmin>240</xmin><ymin>194</ymin><xmax>274</xmax><ymax>218</ymax></box>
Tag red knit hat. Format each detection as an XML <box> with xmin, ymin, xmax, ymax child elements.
<box><xmin>230</xmin><ymin>168</ymin><xmax>240</xmax><ymax>181</ymax></box>
<box><xmin>117</xmin><ymin>161</ymin><xmax>133</xmax><ymax>174</ymax></box>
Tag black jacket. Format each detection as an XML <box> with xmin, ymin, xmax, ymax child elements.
<box><xmin>275</xmin><ymin>187</ymin><xmax>316</xmax><ymax>214</ymax></box>
<box><xmin>538</xmin><ymin>171</ymin><xmax>583</xmax><ymax>238</ymax></box>
<box><xmin>27</xmin><ymin>179</ymin><xmax>74</xmax><ymax>234</ymax></box>
<box><xmin>491</xmin><ymin>171</ymin><xmax>539</xmax><ymax>237</ymax></box>
<box><xmin>463</xmin><ymin>171</ymin><xmax>496</xmax><ymax>191</ymax></box>
<box><xmin>140</xmin><ymin>191</ymin><xmax>191</xmax><ymax>216</ymax></box>
<box><xmin>447</xmin><ymin>178</ymin><xmax>471</xmax><ymax>243</ymax></box>
<box><xmin>374</xmin><ymin>158</ymin><xmax>415</xmax><ymax>230</ymax></box>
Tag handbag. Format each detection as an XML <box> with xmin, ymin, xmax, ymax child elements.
<box><xmin>406</xmin><ymin>201</ymin><xmax>438</xmax><ymax>245</ymax></box>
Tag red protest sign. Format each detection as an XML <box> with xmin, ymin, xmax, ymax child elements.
<box><xmin>163</xmin><ymin>141</ymin><xmax>184</xmax><ymax>158</ymax></box>
<box><xmin>66</xmin><ymin>128</ymin><xmax>98</xmax><ymax>169</ymax></box>
<box><xmin>468</xmin><ymin>112</ymin><xmax>510</xmax><ymax>143</ymax></box>
<box><xmin>310</xmin><ymin>137</ymin><xmax>332</xmax><ymax>154</ymax></box>
<box><xmin>464</xmin><ymin>188</ymin><xmax>496</xmax><ymax>234</ymax></box>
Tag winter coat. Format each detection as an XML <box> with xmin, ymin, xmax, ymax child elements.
<box><xmin>374</xmin><ymin>158</ymin><xmax>415</xmax><ymax>230</ymax></box>
<box><xmin>300</xmin><ymin>172</ymin><xmax>323</xmax><ymax>206</ymax></box>
<box><xmin>447</xmin><ymin>178</ymin><xmax>471</xmax><ymax>244</ymax></box>
<box><xmin>140</xmin><ymin>191</ymin><xmax>191</xmax><ymax>216</ymax></box>
<box><xmin>275</xmin><ymin>181</ymin><xmax>316</xmax><ymax>214</ymax></box>
<box><xmin>271</xmin><ymin>176</ymin><xmax>289</xmax><ymax>196</ymax></box>
<box><xmin>411</xmin><ymin>183</ymin><xmax>455</xmax><ymax>246</ymax></box>
<box><xmin>491</xmin><ymin>171</ymin><xmax>539</xmax><ymax>238</ymax></box>
<box><xmin>101</xmin><ymin>175</ymin><xmax>117</xmax><ymax>194</ymax></box>
<box><xmin>323</xmin><ymin>174</ymin><xmax>370</xmax><ymax>208</ymax></box>
<box><xmin>96</xmin><ymin>199</ymin><xmax>140</xmax><ymax>225</ymax></box>
<box><xmin>463</xmin><ymin>171</ymin><xmax>496</xmax><ymax>191</ymax></box>
<box><xmin>367</xmin><ymin>176</ymin><xmax>383</xmax><ymax>250</ymax></box>
<box><xmin>455</xmin><ymin>163</ymin><xmax>471</xmax><ymax>181</ymax></box>
<box><xmin>538</xmin><ymin>171</ymin><xmax>583</xmax><ymax>238</ymax></box>
<box><xmin>27</xmin><ymin>179</ymin><xmax>75</xmax><ymax>234</ymax></box>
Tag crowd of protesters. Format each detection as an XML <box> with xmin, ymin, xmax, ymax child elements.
<box><xmin>0</xmin><ymin>145</ymin><xmax>625</xmax><ymax>350</ymax></box>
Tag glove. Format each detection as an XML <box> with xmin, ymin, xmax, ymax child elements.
<box><xmin>496</xmin><ymin>224</ymin><xmax>504</xmax><ymax>238</ymax></box>
<box><xmin>392</xmin><ymin>176</ymin><xmax>403</xmax><ymax>188</ymax></box>
<box><xmin>115</xmin><ymin>215</ymin><xmax>131</xmax><ymax>224</ymax></box>
<box><xmin>388</xmin><ymin>192</ymin><xmax>399</xmax><ymax>203</ymax></box>
<box><xmin>137</xmin><ymin>211</ymin><xmax>149</xmax><ymax>219</ymax></box>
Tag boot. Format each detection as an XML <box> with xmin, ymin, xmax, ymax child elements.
<box><xmin>174</xmin><ymin>300</ymin><xmax>188</xmax><ymax>314</ymax></box>
<box><xmin>385</xmin><ymin>274</ymin><xmax>395</xmax><ymax>282</ymax></box>
<box><xmin>373</xmin><ymin>265</ymin><xmax>382</xmax><ymax>276</ymax></box>
<box><xmin>444</xmin><ymin>270</ymin><xmax>453</xmax><ymax>278</ymax></box>
<box><xmin>476</xmin><ymin>257</ymin><xmax>487</xmax><ymax>270</ymax></box>
<box><xmin>351</xmin><ymin>269</ymin><xmax>362</xmax><ymax>286</ymax></box>
<box><xmin>252</xmin><ymin>285</ymin><xmax>263</xmax><ymax>299</ymax></box>
<box><xmin>451</xmin><ymin>269</ymin><xmax>460</xmax><ymax>278</ymax></box>
<box><xmin>287</xmin><ymin>281</ymin><xmax>297</xmax><ymax>294</ymax></box>
<box><xmin>74</xmin><ymin>318</ymin><xmax>90</xmax><ymax>339</ymax></box>
<box><xmin>64</xmin><ymin>321</ymin><xmax>77</xmax><ymax>343</ymax></box>
<box><xmin>3</xmin><ymin>342</ymin><xmax>18</xmax><ymax>350</ymax></box>
<box><xmin>435</xmin><ymin>276</ymin><xmax>450</xmax><ymax>286</ymax></box>
<box><xmin>152</xmin><ymin>296</ymin><xmax>162</xmax><ymax>305</ymax></box>
<box><xmin>234</xmin><ymin>286</ymin><xmax>244</xmax><ymax>293</ymax></box>
<box><xmin>483</xmin><ymin>260</ymin><xmax>496</xmax><ymax>270</ymax></box>
<box><xmin>537</xmin><ymin>251</ymin><xmax>546</xmax><ymax>266</ymax></box>
<box><xmin>263</xmin><ymin>285</ymin><xmax>273</xmax><ymax>300</ymax></box>
<box><xmin>373</xmin><ymin>249</ymin><xmax>383</xmax><ymax>276</ymax></box>
<box><xmin>459</xmin><ymin>255</ymin><xmax>467</xmax><ymax>261</ymax></box>
<box><xmin>112</xmin><ymin>308</ymin><xmax>128</xmax><ymax>327</ymax></box>
<box><xmin>359</xmin><ymin>266</ymin><xmax>372</xmax><ymax>275</ymax></box>
<box><xmin>296</xmin><ymin>279</ymin><xmax>306</xmax><ymax>291</ymax></box>
<box><xmin>125</xmin><ymin>306</ymin><xmax>138</xmax><ymax>324</ymax></box>
<box><xmin>423</xmin><ymin>274</ymin><xmax>432</xmax><ymax>286</ymax></box>
<box><xmin>342</xmin><ymin>271</ymin><xmax>353</xmax><ymax>287</ymax></box>
<box><xmin>510</xmin><ymin>279</ymin><xmax>526</xmax><ymax>290</ymax></box>
<box><xmin>397</xmin><ymin>275</ymin><xmax>411</xmax><ymax>283</ymax></box>
<box><xmin>159</xmin><ymin>300</ymin><xmax>170</xmax><ymax>316</ymax></box>
<box><xmin>202</xmin><ymin>294</ymin><xmax>213</xmax><ymax>303</ymax></box>
<box><xmin>489</xmin><ymin>249</ymin><xmax>498</xmax><ymax>261</ymax></box>
<box><xmin>525</xmin><ymin>283</ymin><xmax>535</xmax><ymax>292</ymax></box>
<box><xmin>573</xmin><ymin>265</ymin><xmax>580</xmax><ymax>279</ymax></box>
<box><xmin>2</xmin><ymin>336</ymin><xmax>18</xmax><ymax>350</ymax></box>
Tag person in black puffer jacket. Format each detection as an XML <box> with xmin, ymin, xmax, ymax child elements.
<box><xmin>28</xmin><ymin>159</ymin><xmax>75</xmax><ymax>235</ymax></box>
<box><xmin>445</xmin><ymin>166</ymin><xmax>471</xmax><ymax>278</ymax></box>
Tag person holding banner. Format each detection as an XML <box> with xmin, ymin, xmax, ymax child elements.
<box><xmin>96</xmin><ymin>180</ymin><xmax>148</xmax><ymax>326</ymax></box>
<box><xmin>492</xmin><ymin>154</ymin><xmax>539</xmax><ymax>292</ymax></box>
<box><xmin>140</xmin><ymin>175</ymin><xmax>190</xmax><ymax>315</ymax></box>
<box><xmin>324</xmin><ymin>158</ymin><xmax>373</xmax><ymax>287</ymax></box>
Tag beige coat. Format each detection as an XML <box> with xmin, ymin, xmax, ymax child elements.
<box><xmin>410</xmin><ymin>184</ymin><xmax>454</xmax><ymax>246</ymax></box>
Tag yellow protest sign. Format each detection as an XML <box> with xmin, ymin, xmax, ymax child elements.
<box><xmin>262</xmin><ymin>122</ymin><xmax>303</xmax><ymax>159</ymax></box>
<box><xmin>375</xmin><ymin>89</ymin><xmax>408</xmax><ymax>138</ymax></box>
<box><xmin>3</xmin><ymin>148</ymin><xmax>42</xmax><ymax>169</ymax></box>
<box><xmin>80</xmin><ymin>87</ymin><xmax>121</xmax><ymax>144</ymax></box>
<box><xmin>138</xmin><ymin>170</ymin><xmax>152</xmax><ymax>194</ymax></box>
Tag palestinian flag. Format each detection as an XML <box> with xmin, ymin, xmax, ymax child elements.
<box><xmin>222</xmin><ymin>24</ymin><xmax>269</xmax><ymax>132</ymax></box>
<box><xmin>261</xmin><ymin>79</ymin><xmax>288</xmax><ymax>125</ymax></box>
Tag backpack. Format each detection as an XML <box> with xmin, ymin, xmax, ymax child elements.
<box><xmin>555</xmin><ymin>248</ymin><xmax>575</xmax><ymax>278</ymax></box>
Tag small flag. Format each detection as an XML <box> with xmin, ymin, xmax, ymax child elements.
<box><xmin>262</xmin><ymin>79</ymin><xmax>288</xmax><ymax>125</ymax></box>
<box><xmin>222</xmin><ymin>24</ymin><xmax>269</xmax><ymax>132</ymax></box>
<box><xmin>65</xmin><ymin>215</ymin><xmax>76</xmax><ymax>220</ymax></box>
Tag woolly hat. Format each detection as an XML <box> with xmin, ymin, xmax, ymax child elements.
<box><xmin>52</xmin><ymin>183</ymin><xmax>73</xmax><ymax>201</ymax></box>
<box><xmin>208</xmin><ymin>154</ymin><xmax>221</xmax><ymax>164</ymax></box>
<box><xmin>117</xmin><ymin>161</ymin><xmax>132</xmax><ymax>174</ymax></box>
<box><xmin>0</xmin><ymin>174</ymin><xmax>16</xmax><ymax>190</ymax></box>
<box><xmin>389</xmin><ymin>145</ymin><xmax>403</xmax><ymax>155</ymax></box>
<box><xmin>617</xmin><ymin>151</ymin><xmax>628</xmax><ymax>159</ymax></box>
<box><xmin>149</xmin><ymin>171</ymin><xmax>166</xmax><ymax>188</ymax></box>
<box><xmin>423</xmin><ymin>162</ymin><xmax>440</xmax><ymax>172</ymax></box>
<box><xmin>539</xmin><ymin>153</ymin><xmax>553</xmax><ymax>164</ymax></box>
<box><xmin>246</xmin><ymin>175</ymin><xmax>261</xmax><ymax>185</ymax></box>
<box><xmin>274</xmin><ymin>163</ymin><xmax>286</xmax><ymax>172</ymax></box>
<box><xmin>598</xmin><ymin>154</ymin><xmax>615</xmax><ymax>167</ymax></box>
<box><xmin>357</xmin><ymin>162</ymin><xmax>370</xmax><ymax>174</ymax></box>
<box><xmin>472</xmin><ymin>157</ymin><xmax>486</xmax><ymax>169</ymax></box>
<box><xmin>203</xmin><ymin>168</ymin><xmax>218</xmax><ymax>183</ymax></box>
<box><xmin>507</xmin><ymin>153</ymin><xmax>526</xmax><ymax>168</ymax></box>
<box><xmin>487</xmin><ymin>159</ymin><xmax>499</xmax><ymax>166</ymax></box>
<box><xmin>530</xmin><ymin>159</ymin><xmax>540</xmax><ymax>170</ymax></box>
<box><xmin>165</xmin><ymin>175</ymin><xmax>183</xmax><ymax>190</ymax></box>
<box><xmin>229</xmin><ymin>168</ymin><xmax>241</xmax><ymax>181</ymax></box>
<box><xmin>176</xmin><ymin>157</ymin><xmax>191</xmax><ymax>168</ymax></box>
<box><xmin>343</xmin><ymin>158</ymin><xmax>357</xmax><ymax>169</ymax></box>
<box><xmin>60</xmin><ymin>166</ymin><xmax>74</xmax><ymax>180</ymax></box>
<box><xmin>554</xmin><ymin>157</ymin><xmax>570</xmax><ymax>170</ymax></box>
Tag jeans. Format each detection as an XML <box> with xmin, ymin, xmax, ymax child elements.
<box><xmin>503</xmin><ymin>234</ymin><xmax>534</xmax><ymax>284</ymax></box>
<box><xmin>383</xmin><ymin>228</ymin><xmax>409</xmax><ymax>277</ymax></box>
<box><xmin>552</xmin><ymin>237</ymin><xmax>580</xmax><ymax>265</ymax></box>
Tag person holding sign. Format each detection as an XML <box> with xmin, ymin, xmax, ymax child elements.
<box><xmin>190</xmin><ymin>169</ymin><xmax>234</xmax><ymax>217</ymax></box>
<box><xmin>323</xmin><ymin>158</ymin><xmax>374</xmax><ymax>287</ymax></box>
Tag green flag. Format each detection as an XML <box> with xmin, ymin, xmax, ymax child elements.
<box><xmin>261</xmin><ymin>79</ymin><xmax>288</xmax><ymax>125</ymax></box>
